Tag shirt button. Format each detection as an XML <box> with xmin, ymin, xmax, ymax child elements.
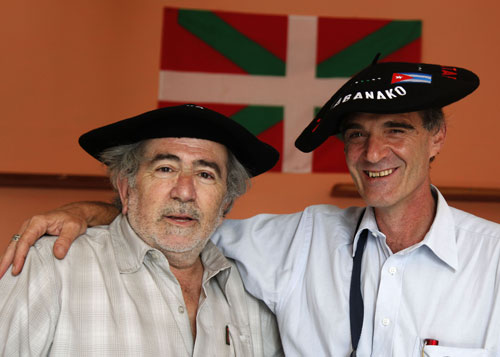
<box><xmin>382</xmin><ymin>318</ymin><xmax>390</xmax><ymax>326</ymax></box>
<box><xmin>178</xmin><ymin>306</ymin><xmax>185</xmax><ymax>314</ymax></box>
<box><xmin>389</xmin><ymin>267</ymin><xmax>397</xmax><ymax>275</ymax></box>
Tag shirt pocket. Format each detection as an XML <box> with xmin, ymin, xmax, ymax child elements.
<box><xmin>423</xmin><ymin>345</ymin><xmax>490</xmax><ymax>357</ymax></box>
<box><xmin>226</xmin><ymin>323</ymin><xmax>252</xmax><ymax>357</ymax></box>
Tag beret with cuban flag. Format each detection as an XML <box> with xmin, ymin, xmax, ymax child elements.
<box><xmin>295</xmin><ymin>57</ymin><xmax>480</xmax><ymax>153</ymax></box>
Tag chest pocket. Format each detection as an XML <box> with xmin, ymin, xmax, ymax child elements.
<box><xmin>226</xmin><ymin>323</ymin><xmax>252</xmax><ymax>357</ymax></box>
<box><xmin>423</xmin><ymin>345</ymin><xmax>490</xmax><ymax>357</ymax></box>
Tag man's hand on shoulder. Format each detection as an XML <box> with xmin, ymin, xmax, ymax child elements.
<box><xmin>0</xmin><ymin>201</ymin><xmax>119</xmax><ymax>278</ymax></box>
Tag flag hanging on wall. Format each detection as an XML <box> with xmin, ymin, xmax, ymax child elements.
<box><xmin>158</xmin><ymin>8</ymin><xmax>421</xmax><ymax>173</ymax></box>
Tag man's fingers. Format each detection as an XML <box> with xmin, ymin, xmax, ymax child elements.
<box><xmin>53</xmin><ymin>220</ymin><xmax>86</xmax><ymax>260</ymax></box>
<box><xmin>0</xmin><ymin>209</ymin><xmax>91</xmax><ymax>277</ymax></box>
<box><xmin>19</xmin><ymin>216</ymin><xmax>50</xmax><ymax>246</ymax></box>
<box><xmin>53</xmin><ymin>237</ymin><xmax>71</xmax><ymax>260</ymax></box>
<box><xmin>0</xmin><ymin>240</ymin><xmax>17</xmax><ymax>278</ymax></box>
<box><xmin>9</xmin><ymin>216</ymin><xmax>50</xmax><ymax>276</ymax></box>
<box><xmin>12</xmin><ymin>238</ymin><xmax>33</xmax><ymax>275</ymax></box>
<box><xmin>0</xmin><ymin>219</ymin><xmax>32</xmax><ymax>278</ymax></box>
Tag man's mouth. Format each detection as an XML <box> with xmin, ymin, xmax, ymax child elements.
<box><xmin>365</xmin><ymin>168</ymin><xmax>394</xmax><ymax>178</ymax></box>
<box><xmin>166</xmin><ymin>215</ymin><xmax>196</xmax><ymax>223</ymax></box>
<box><xmin>161</xmin><ymin>205</ymin><xmax>201</xmax><ymax>225</ymax></box>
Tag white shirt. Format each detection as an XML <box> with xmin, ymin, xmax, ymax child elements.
<box><xmin>212</xmin><ymin>188</ymin><xmax>500</xmax><ymax>356</ymax></box>
<box><xmin>0</xmin><ymin>215</ymin><xmax>282</xmax><ymax>356</ymax></box>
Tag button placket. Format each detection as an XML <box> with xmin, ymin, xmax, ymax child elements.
<box><xmin>372</xmin><ymin>254</ymin><xmax>407</xmax><ymax>356</ymax></box>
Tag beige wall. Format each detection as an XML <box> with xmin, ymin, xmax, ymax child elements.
<box><xmin>1</xmin><ymin>0</ymin><xmax>499</xmax><ymax>251</ymax></box>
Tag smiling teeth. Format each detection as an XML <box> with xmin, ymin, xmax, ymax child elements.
<box><xmin>368</xmin><ymin>169</ymin><xmax>393</xmax><ymax>178</ymax></box>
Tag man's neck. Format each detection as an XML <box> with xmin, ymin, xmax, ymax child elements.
<box><xmin>374</xmin><ymin>187</ymin><xmax>437</xmax><ymax>253</ymax></box>
<box><xmin>170</xmin><ymin>257</ymin><xmax>204</xmax><ymax>341</ymax></box>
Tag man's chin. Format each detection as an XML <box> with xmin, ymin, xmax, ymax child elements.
<box><xmin>360</xmin><ymin>191</ymin><xmax>395</xmax><ymax>209</ymax></box>
<box><xmin>154</xmin><ymin>234</ymin><xmax>208</xmax><ymax>254</ymax></box>
<box><xmin>160</xmin><ymin>243</ymin><xmax>209</xmax><ymax>269</ymax></box>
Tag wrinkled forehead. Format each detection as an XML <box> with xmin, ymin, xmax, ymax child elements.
<box><xmin>144</xmin><ymin>137</ymin><xmax>227</xmax><ymax>154</ymax></box>
<box><xmin>142</xmin><ymin>137</ymin><xmax>229</xmax><ymax>169</ymax></box>
<box><xmin>340</xmin><ymin>111</ymin><xmax>424</xmax><ymax>131</ymax></box>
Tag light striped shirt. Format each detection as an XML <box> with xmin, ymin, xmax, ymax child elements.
<box><xmin>0</xmin><ymin>215</ymin><xmax>282</xmax><ymax>356</ymax></box>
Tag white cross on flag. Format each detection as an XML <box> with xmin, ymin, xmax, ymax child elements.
<box><xmin>158</xmin><ymin>8</ymin><xmax>422</xmax><ymax>173</ymax></box>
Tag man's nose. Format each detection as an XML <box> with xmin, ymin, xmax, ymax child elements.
<box><xmin>364</xmin><ymin>134</ymin><xmax>390</xmax><ymax>163</ymax></box>
<box><xmin>170</xmin><ymin>173</ymin><xmax>196</xmax><ymax>202</ymax></box>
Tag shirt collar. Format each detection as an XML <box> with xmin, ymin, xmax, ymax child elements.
<box><xmin>351</xmin><ymin>186</ymin><xmax>458</xmax><ymax>270</ymax></box>
<box><xmin>110</xmin><ymin>215</ymin><xmax>233</xmax><ymax>296</ymax></box>
<box><xmin>421</xmin><ymin>186</ymin><xmax>459</xmax><ymax>271</ymax></box>
<box><xmin>352</xmin><ymin>208</ymin><xmax>381</xmax><ymax>257</ymax></box>
<box><xmin>200</xmin><ymin>240</ymin><xmax>233</xmax><ymax>300</ymax></box>
<box><xmin>110</xmin><ymin>215</ymin><xmax>152</xmax><ymax>273</ymax></box>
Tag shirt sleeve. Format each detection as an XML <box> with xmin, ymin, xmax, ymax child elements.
<box><xmin>211</xmin><ymin>210</ymin><xmax>310</xmax><ymax>313</ymax></box>
<box><xmin>0</xmin><ymin>238</ymin><xmax>60</xmax><ymax>355</ymax></box>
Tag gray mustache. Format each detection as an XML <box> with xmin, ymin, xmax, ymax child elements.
<box><xmin>159</xmin><ymin>204</ymin><xmax>201</xmax><ymax>221</ymax></box>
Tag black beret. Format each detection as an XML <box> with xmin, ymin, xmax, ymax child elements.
<box><xmin>295</xmin><ymin>60</ymin><xmax>480</xmax><ymax>152</ymax></box>
<box><xmin>79</xmin><ymin>104</ymin><xmax>279</xmax><ymax>177</ymax></box>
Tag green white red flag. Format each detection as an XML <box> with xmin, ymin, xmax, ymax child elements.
<box><xmin>158</xmin><ymin>8</ymin><xmax>421</xmax><ymax>173</ymax></box>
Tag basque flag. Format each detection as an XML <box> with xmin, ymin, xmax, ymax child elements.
<box><xmin>158</xmin><ymin>8</ymin><xmax>422</xmax><ymax>173</ymax></box>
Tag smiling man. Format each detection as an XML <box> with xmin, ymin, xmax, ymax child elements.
<box><xmin>341</xmin><ymin>110</ymin><xmax>446</xmax><ymax>253</ymax></box>
<box><xmin>212</xmin><ymin>62</ymin><xmax>500</xmax><ymax>356</ymax></box>
<box><xmin>3</xmin><ymin>61</ymin><xmax>500</xmax><ymax>356</ymax></box>
<box><xmin>0</xmin><ymin>104</ymin><xmax>283</xmax><ymax>356</ymax></box>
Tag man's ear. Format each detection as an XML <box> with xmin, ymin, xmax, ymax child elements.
<box><xmin>219</xmin><ymin>199</ymin><xmax>233</xmax><ymax>222</ymax></box>
<box><xmin>430</xmin><ymin>123</ymin><xmax>447</xmax><ymax>159</ymax></box>
<box><xmin>117</xmin><ymin>177</ymin><xmax>130</xmax><ymax>215</ymax></box>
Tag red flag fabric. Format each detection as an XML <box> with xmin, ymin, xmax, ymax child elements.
<box><xmin>158</xmin><ymin>8</ymin><xmax>421</xmax><ymax>173</ymax></box>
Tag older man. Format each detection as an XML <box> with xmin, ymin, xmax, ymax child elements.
<box><xmin>0</xmin><ymin>104</ymin><xmax>283</xmax><ymax>356</ymax></box>
<box><xmin>3</xmin><ymin>60</ymin><xmax>500</xmax><ymax>356</ymax></box>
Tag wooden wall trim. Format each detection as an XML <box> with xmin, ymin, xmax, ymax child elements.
<box><xmin>331</xmin><ymin>183</ymin><xmax>500</xmax><ymax>202</ymax></box>
<box><xmin>1</xmin><ymin>174</ymin><xmax>499</xmax><ymax>202</ymax></box>
<box><xmin>0</xmin><ymin>173</ymin><xmax>112</xmax><ymax>190</ymax></box>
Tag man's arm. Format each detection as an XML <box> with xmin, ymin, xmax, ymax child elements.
<box><xmin>0</xmin><ymin>201</ymin><xmax>119</xmax><ymax>278</ymax></box>
<box><xmin>212</xmin><ymin>210</ymin><xmax>309</xmax><ymax>313</ymax></box>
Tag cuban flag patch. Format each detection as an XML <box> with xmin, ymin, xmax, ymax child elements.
<box><xmin>391</xmin><ymin>72</ymin><xmax>432</xmax><ymax>84</ymax></box>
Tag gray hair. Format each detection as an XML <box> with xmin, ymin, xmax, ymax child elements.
<box><xmin>223</xmin><ymin>149</ymin><xmax>251</xmax><ymax>215</ymax></box>
<box><xmin>100</xmin><ymin>141</ymin><xmax>147</xmax><ymax>191</ymax></box>
<box><xmin>418</xmin><ymin>108</ymin><xmax>445</xmax><ymax>163</ymax></box>
<box><xmin>418</xmin><ymin>108</ymin><xmax>445</xmax><ymax>132</ymax></box>
<box><xmin>99</xmin><ymin>140</ymin><xmax>251</xmax><ymax>215</ymax></box>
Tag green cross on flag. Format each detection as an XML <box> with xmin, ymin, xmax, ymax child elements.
<box><xmin>158</xmin><ymin>8</ymin><xmax>422</xmax><ymax>173</ymax></box>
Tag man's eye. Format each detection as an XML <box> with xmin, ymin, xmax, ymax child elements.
<box><xmin>389</xmin><ymin>129</ymin><xmax>405</xmax><ymax>134</ymax></box>
<box><xmin>157</xmin><ymin>167</ymin><xmax>173</xmax><ymax>173</ymax></box>
<box><xmin>346</xmin><ymin>131</ymin><xmax>363</xmax><ymax>139</ymax></box>
<box><xmin>199</xmin><ymin>172</ymin><xmax>215</xmax><ymax>180</ymax></box>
